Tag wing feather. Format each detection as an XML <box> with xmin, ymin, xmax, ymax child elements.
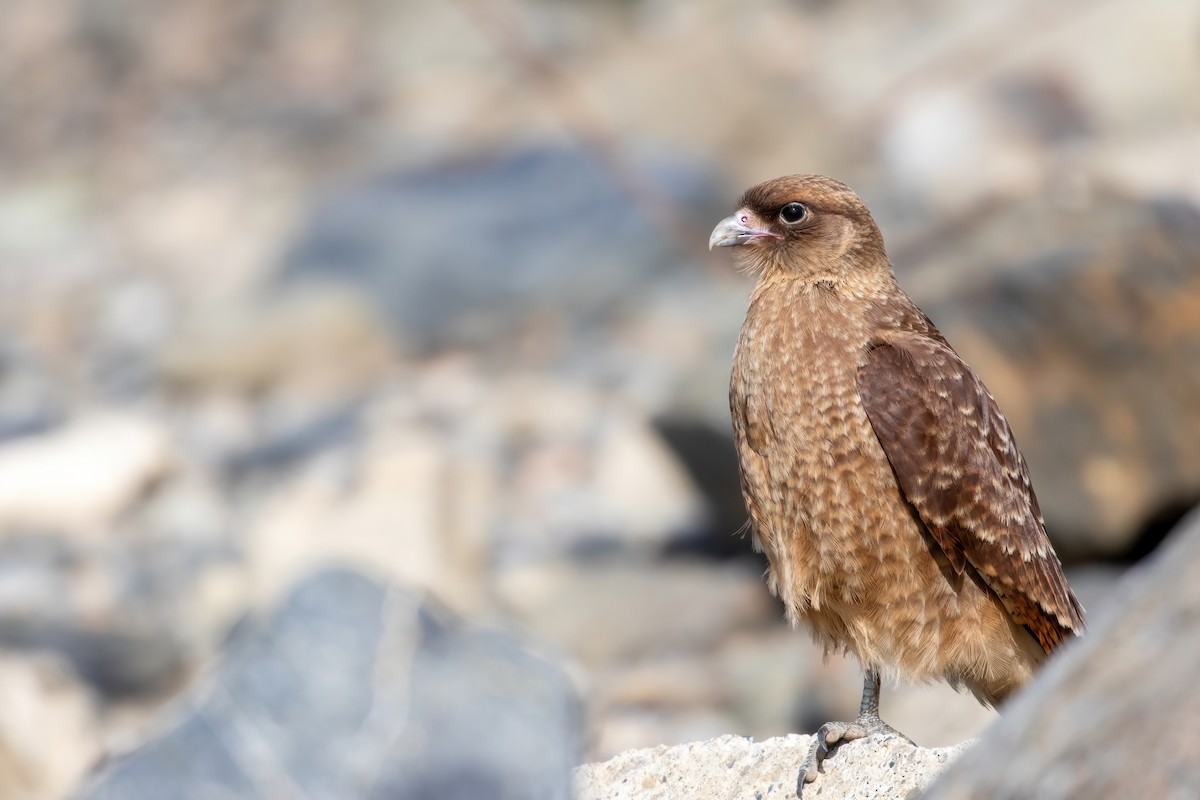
<box><xmin>857</xmin><ymin>337</ymin><xmax>1084</xmax><ymax>653</ymax></box>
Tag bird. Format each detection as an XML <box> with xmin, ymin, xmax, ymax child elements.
<box><xmin>709</xmin><ymin>175</ymin><xmax>1084</xmax><ymax>795</ymax></box>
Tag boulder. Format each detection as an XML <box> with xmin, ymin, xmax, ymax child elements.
<box><xmin>79</xmin><ymin>568</ymin><xmax>582</xmax><ymax>800</ymax></box>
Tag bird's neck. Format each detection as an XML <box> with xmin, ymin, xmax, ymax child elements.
<box><xmin>749</xmin><ymin>267</ymin><xmax>899</xmax><ymax>310</ymax></box>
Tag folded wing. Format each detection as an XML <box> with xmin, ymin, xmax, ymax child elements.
<box><xmin>857</xmin><ymin>336</ymin><xmax>1084</xmax><ymax>652</ymax></box>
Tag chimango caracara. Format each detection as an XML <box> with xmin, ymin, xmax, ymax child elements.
<box><xmin>710</xmin><ymin>175</ymin><xmax>1084</xmax><ymax>792</ymax></box>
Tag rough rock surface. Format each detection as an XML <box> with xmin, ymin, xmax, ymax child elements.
<box><xmin>574</xmin><ymin>733</ymin><xmax>969</xmax><ymax>800</ymax></box>
<box><xmin>78</xmin><ymin>568</ymin><xmax>581</xmax><ymax>800</ymax></box>
<box><xmin>925</xmin><ymin>506</ymin><xmax>1200</xmax><ymax>798</ymax></box>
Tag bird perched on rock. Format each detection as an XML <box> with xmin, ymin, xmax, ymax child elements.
<box><xmin>709</xmin><ymin>175</ymin><xmax>1084</xmax><ymax>795</ymax></box>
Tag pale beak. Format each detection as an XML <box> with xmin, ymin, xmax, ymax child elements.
<box><xmin>708</xmin><ymin>212</ymin><xmax>772</xmax><ymax>250</ymax></box>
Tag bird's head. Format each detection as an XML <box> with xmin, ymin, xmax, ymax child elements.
<box><xmin>709</xmin><ymin>175</ymin><xmax>888</xmax><ymax>279</ymax></box>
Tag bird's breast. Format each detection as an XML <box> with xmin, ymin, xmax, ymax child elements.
<box><xmin>731</xmin><ymin>287</ymin><xmax>919</xmax><ymax>612</ymax></box>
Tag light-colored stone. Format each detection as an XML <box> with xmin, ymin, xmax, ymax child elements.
<box><xmin>159</xmin><ymin>289</ymin><xmax>396</xmax><ymax>398</ymax></box>
<box><xmin>0</xmin><ymin>651</ymin><xmax>101</xmax><ymax>800</ymax></box>
<box><xmin>0</xmin><ymin>415</ymin><xmax>172</xmax><ymax>532</ymax></box>
<box><xmin>495</xmin><ymin>375</ymin><xmax>709</xmax><ymax>555</ymax></box>
<box><xmin>573</xmin><ymin>733</ymin><xmax>969</xmax><ymax>800</ymax></box>
<box><xmin>591</xmin><ymin>417</ymin><xmax>708</xmax><ymax>545</ymax></box>
<box><xmin>246</xmin><ymin>420</ymin><xmax>493</xmax><ymax>614</ymax></box>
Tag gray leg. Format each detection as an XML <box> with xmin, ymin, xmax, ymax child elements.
<box><xmin>858</xmin><ymin>667</ymin><xmax>882</xmax><ymax>719</ymax></box>
<box><xmin>797</xmin><ymin>671</ymin><xmax>909</xmax><ymax>797</ymax></box>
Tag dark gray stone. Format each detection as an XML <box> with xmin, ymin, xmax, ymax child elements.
<box><xmin>79</xmin><ymin>568</ymin><xmax>581</xmax><ymax>800</ymax></box>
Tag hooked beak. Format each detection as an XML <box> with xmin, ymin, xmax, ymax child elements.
<box><xmin>708</xmin><ymin>211</ymin><xmax>774</xmax><ymax>250</ymax></box>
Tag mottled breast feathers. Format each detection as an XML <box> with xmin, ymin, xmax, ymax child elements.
<box><xmin>857</xmin><ymin>335</ymin><xmax>1085</xmax><ymax>653</ymax></box>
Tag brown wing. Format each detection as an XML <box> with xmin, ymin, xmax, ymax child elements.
<box><xmin>857</xmin><ymin>336</ymin><xmax>1084</xmax><ymax>653</ymax></box>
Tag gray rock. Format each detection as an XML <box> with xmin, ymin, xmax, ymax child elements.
<box><xmin>574</xmin><ymin>733</ymin><xmax>969</xmax><ymax>800</ymax></box>
<box><xmin>0</xmin><ymin>534</ymin><xmax>188</xmax><ymax>698</ymax></box>
<box><xmin>277</xmin><ymin>147</ymin><xmax>724</xmax><ymax>353</ymax></box>
<box><xmin>80</xmin><ymin>568</ymin><xmax>582</xmax><ymax>800</ymax></box>
<box><xmin>924</xmin><ymin>505</ymin><xmax>1200</xmax><ymax>799</ymax></box>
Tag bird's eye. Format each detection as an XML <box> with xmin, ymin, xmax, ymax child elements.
<box><xmin>779</xmin><ymin>203</ymin><xmax>808</xmax><ymax>224</ymax></box>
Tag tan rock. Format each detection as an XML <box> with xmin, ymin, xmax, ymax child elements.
<box><xmin>0</xmin><ymin>652</ymin><xmax>100</xmax><ymax>800</ymax></box>
<box><xmin>246</xmin><ymin>421</ymin><xmax>492</xmax><ymax>613</ymax></box>
<box><xmin>159</xmin><ymin>289</ymin><xmax>395</xmax><ymax>398</ymax></box>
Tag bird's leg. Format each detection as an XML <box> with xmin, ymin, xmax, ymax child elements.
<box><xmin>797</xmin><ymin>670</ymin><xmax>910</xmax><ymax>796</ymax></box>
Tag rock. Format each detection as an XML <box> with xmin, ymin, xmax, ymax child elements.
<box><xmin>245</xmin><ymin>420</ymin><xmax>490</xmax><ymax>613</ymax></box>
<box><xmin>0</xmin><ymin>5</ymin><xmax>1196</xmax><ymax>800</ymax></box>
<box><xmin>0</xmin><ymin>651</ymin><xmax>101</xmax><ymax>800</ymax></box>
<box><xmin>590</xmin><ymin>417</ymin><xmax>709</xmax><ymax>547</ymax></box>
<box><xmin>496</xmin><ymin>559</ymin><xmax>775</xmax><ymax>665</ymax></box>
<box><xmin>80</xmin><ymin>568</ymin><xmax>582</xmax><ymax>800</ymax></box>
<box><xmin>0</xmin><ymin>415</ymin><xmax>172</xmax><ymax>532</ymax></box>
<box><xmin>0</xmin><ymin>550</ymin><xmax>179</xmax><ymax>698</ymax></box>
<box><xmin>0</xmin><ymin>345</ymin><xmax>62</xmax><ymax>445</ymax></box>
<box><xmin>0</xmin><ymin>489</ymin><xmax>240</xmax><ymax>700</ymax></box>
<box><xmin>719</xmin><ymin>628</ymin><xmax>993</xmax><ymax>751</ymax></box>
<box><xmin>220</xmin><ymin>403</ymin><xmax>361</xmax><ymax>480</ymax></box>
<box><xmin>924</xmin><ymin>505</ymin><xmax>1200</xmax><ymax>799</ymax></box>
<box><xmin>159</xmin><ymin>289</ymin><xmax>395</xmax><ymax>398</ymax></box>
<box><xmin>588</xmin><ymin>655</ymin><xmax>737</xmax><ymax>759</ymax></box>
<box><xmin>276</xmin><ymin>147</ymin><xmax>724</xmax><ymax>354</ymax></box>
<box><xmin>591</xmin><ymin>709</ymin><xmax>741</xmax><ymax>770</ymax></box>
<box><xmin>573</xmin><ymin>733</ymin><xmax>968</xmax><ymax>800</ymax></box>
<box><xmin>491</xmin><ymin>374</ymin><xmax>712</xmax><ymax>558</ymax></box>
<box><xmin>715</xmin><ymin>630</ymin><xmax>845</xmax><ymax>741</ymax></box>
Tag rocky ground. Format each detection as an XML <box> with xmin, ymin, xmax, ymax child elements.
<box><xmin>574</xmin><ymin>734</ymin><xmax>969</xmax><ymax>800</ymax></box>
<box><xmin>0</xmin><ymin>0</ymin><xmax>1198</xmax><ymax>797</ymax></box>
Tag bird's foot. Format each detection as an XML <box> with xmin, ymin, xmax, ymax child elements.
<box><xmin>796</xmin><ymin>714</ymin><xmax>909</xmax><ymax>797</ymax></box>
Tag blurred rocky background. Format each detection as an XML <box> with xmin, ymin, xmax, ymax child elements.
<box><xmin>0</xmin><ymin>0</ymin><xmax>1197</xmax><ymax>797</ymax></box>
